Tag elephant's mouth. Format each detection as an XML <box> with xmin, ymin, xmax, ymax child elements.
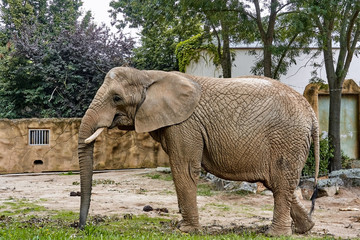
<box><xmin>109</xmin><ymin>114</ymin><xmax>122</xmax><ymax>129</ymax></box>
<box><xmin>110</xmin><ymin>113</ymin><xmax>135</xmax><ymax>131</ymax></box>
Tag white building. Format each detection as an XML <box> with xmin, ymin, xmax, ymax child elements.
<box><xmin>185</xmin><ymin>47</ymin><xmax>360</xmax><ymax>94</ymax></box>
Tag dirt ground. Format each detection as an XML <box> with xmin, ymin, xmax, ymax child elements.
<box><xmin>0</xmin><ymin>168</ymin><xmax>360</xmax><ymax>238</ymax></box>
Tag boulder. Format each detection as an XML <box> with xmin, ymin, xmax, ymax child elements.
<box><xmin>328</xmin><ymin>168</ymin><xmax>360</xmax><ymax>187</ymax></box>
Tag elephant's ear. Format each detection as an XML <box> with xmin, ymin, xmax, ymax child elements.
<box><xmin>135</xmin><ymin>72</ymin><xmax>201</xmax><ymax>133</ymax></box>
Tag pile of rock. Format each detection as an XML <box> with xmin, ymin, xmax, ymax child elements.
<box><xmin>299</xmin><ymin>168</ymin><xmax>360</xmax><ymax>199</ymax></box>
<box><xmin>157</xmin><ymin>167</ymin><xmax>360</xmax><ymax>199</ymax></box>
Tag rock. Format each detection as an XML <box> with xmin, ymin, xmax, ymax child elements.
<box><xmin>350</xmin><ymin>160</ymin><xmax>360</xmax><ymax>168</ymax></box>
<box><xmin>230</xmin><ymin>182</ymin><xmax>257</xmax><ymax>194</ymax></box>
<box><xmin>213</xmin><ymin>178</ymin><xmax>225</xmax><ymax>191</ymax></box>
<box><xmin>143</xmin><ymin>205</ymin><xmax>153</xmax><ymax>212</ymax></box>
<box><xmin>317</xmin><ymin>185</ymin><xmax>339</xmax><ymax>197</ymax></box>
<box><xmin>328</xmin><ymin>168</ymin><xmax>360</xmax><ymax>187</ymax></box>
<box><xmin>204</xmin><ymin>173</ymin><xmax>257</xmax><ymax>194</ymax></box>
<box><xmin>299</xmin><ymin>176</ymin><xmax>343</xmax><ymax>198</ymax></box>
<box><xmin>256</xmin><ymin>182</ymin><xmax>267</xmax><ymax>193</ymax></box>
<box><xmin>70</xmin><ymin>191</ymin><xmax>81</xmax><ymax>197</ymax></box>
<box><xmin>205</xmin><ymin>173</ymin><xmax>228</xmax><ymax>191</ymax></box>
<box><xmin>155</xmin><ymin>208</ymin><xmax>169</xmax><ymax>213</ymax></box>
<box><xmin>318</xmin><ymin>177</ymin><xmax>344</xmax><ymax>188</ymax></box>
<box><xmin>261</xmin><ymin>190</ymin><xmax>273</xmax><ymax>196</ymax></box>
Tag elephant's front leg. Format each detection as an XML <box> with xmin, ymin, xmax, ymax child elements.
<box><xmin>162</xmin><ymin>126</ymin><xmax>204</xmax><ymax>232</ymax></box>
<box><xmin>171</xmin><ymin>162</ymin><xmax>201</xmax><ymax>232</ymax></box>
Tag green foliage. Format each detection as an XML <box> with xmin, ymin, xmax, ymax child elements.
<box><xmin>175</xmin><ymin>33</ymin><xmax>219</xmax><ymax>73</ymax></box>
<box><xmin>110</xmin><ymin>0</ymin><xmax>203</xmax><ymax>71</ymax></box>
<box><xmin>303</xmin><ymin>136</ymin><xmax>333</xmax><ymax>177</ymax></box>
<box><xmin>247</xmin><ymin>1</ymin><xmax>315</xmax><ymax>79</ymax></box>
<box><xmin>303</xmin><ymin>136</ymin><xmax>352</xmax><ymax>176</ymax></box>
<box><xmin>0</xmin><ymin>0</ymin><xmax>134</xmax><ymax>118</ymax></box>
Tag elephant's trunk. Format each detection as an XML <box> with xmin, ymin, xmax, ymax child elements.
<box><xmin>78</xmin><ymin>108</ymin><xmax>99</xmax><ymax>228</ymax></box>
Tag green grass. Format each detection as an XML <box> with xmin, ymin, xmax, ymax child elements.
<box><xmin>59</xmin><ymin>171</ymin><xmax>78</xmax><ymax>175</ymax></box>
<box><xmin>197</xmin><ymin>183</ymin><xmax>216</xmax><ymax>196</ymax></box>
<box><xmin>145</xmin><ymin>172</ymin><xmax>173</xmax><ymax>181</ymax></box>
<box><xmin>0</xmin><ymin>213</ymin><xmax>334</xmax><ymax>240</ymax></box>
<box><xmin>72</xmin><ymin>179</ymin><xmax>116</xmax><ymax>186</ymax></box>
<box><xmin>2</xmin><ymin>198</ymin><xmax>47</xmax><ymax>216</ymax></box>
<box><xmin>0</xmin><ymin>198</ymin><xmax>333</xmax><ymax>239</ymax></box>
<box><xmin>206</xmin><ymin>203</ymin><xmax>231</xmax><ymax>212</ymax></box>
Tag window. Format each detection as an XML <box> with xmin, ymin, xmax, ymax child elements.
<box><xmin>29</xmin><ymin>129</ymin><xmax>50</xmax><ymax>145</ymax></box>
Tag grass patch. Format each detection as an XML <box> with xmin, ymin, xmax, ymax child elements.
<box><xmin>231</xmin><ymin>190</ymin><xmax>253</xmax><ymax>196</ymax></box>
<box><xmin>92</xmin><ymin>179</ymin><xmax>116</xmax><ymax>186</ymax></box>
<box><xmin>59</xmin><ymin>171</ymin><xmax>78</xmax><ymax>175</ymax></box>
<box><xmin>72</xmin><ymin>179</ymin><xmax>116</xmax><ymax>186</ymax></box>
<box><xmin>0</xmin><ymin>212</ymin><xmax>331</xmax><ymax>240</ymax></box>
<box><xmin>0</xmin><ymin>199</ymin><xmax>330</xmax><ymax>239</ymax></box>
<box><xmin>206</xmin><ymin>203</ymin><xmax>231</xmax><ymax>212</ymax></box>
<box><xmin>197</xmin><ymin>183</ymin><xmax>216</xmax><ymax>197</ymax></box>
<box><xmin>261</xmin><ymin>205</ymin><xmax>273</xmax><ymax>212</ymax></box>
<box><xmin>1</xmin><ymin>198</ymin><xmax>47</xmax><ymax>216</ymax></box>
<box><xmin>145</xmin><ymin>172</ymin><xmax>173</xmax><ymax>181</ymax></box>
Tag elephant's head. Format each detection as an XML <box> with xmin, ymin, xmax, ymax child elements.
<box><xmin>77</xmin><ymin>67</ymin><xmax>201</xmax><ymax>228</ymax></box>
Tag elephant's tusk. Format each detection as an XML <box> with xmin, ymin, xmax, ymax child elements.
<box><xmin>84</xmin><ymin>128</ymin><xmax>105</xmax><ymax>144</ymax></box>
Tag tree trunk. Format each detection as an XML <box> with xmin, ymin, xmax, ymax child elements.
<box><xmin>263</xmin><ymin>42</ymin><xmax>272</xmax><ymax>78</ymax></box>
<box><xmin>221</xmin><ymin>22</ymin><xmax>231</xmax><ymax>78</ymax></box>
<box><xmin>328</xmin><ymin>82</ymin><xmax>343</xmax><ymax>172</ymax></box>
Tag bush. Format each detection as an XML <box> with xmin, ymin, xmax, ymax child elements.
<box><xmin>302</xmin><ymin>136</ymin><xmax>333</xmax><ymax>177</ymax></box>
<box><xmin>302</xmin><ymin>135</ymin><xmax>351</xmax><ymax>177</ymax></box>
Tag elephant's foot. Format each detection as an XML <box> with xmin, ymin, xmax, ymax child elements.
<box><xmin>290</xmin><ymin>194</ymin><xmax>315</xmax><ymax>233</ymax></box>
<box><xmin>293</xmin><ymin>216</ymin><xmax>314</xmax><ymax>234</ymax></box>
<box><xmin>177</xmin><ymin>220</ymin><xmax>201</xmax><ymax>233</ymax></box>
<box><xmin>265</xmin><ymin>224</ymin><xmax>292</xmax><ymax>236</ymax></box>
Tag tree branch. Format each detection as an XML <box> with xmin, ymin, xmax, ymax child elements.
<box><xmin>346</xmin><ymin>9</ymin><xmax>360</xmax><ymax>52</ymax></box>
<box><xmin>273</xmin><ymin>32</ymin><xmax>299</xmax><ymax>79</ymax></box>
<box><xmin>253</xmin><ymin>0</ymin><xmax>266</xmax><ymax>41</ymax></box>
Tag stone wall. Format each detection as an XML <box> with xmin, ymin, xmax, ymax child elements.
<box><xmin>0</xmin><ymin>118</ymin><xmax>169</xmax><ymax>174</ymax></box>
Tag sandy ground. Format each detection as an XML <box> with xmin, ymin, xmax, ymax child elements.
<box><xmin>0</xmin><ymin>168</ymin><xmax>360</xmax><ymax>238</ymax></box>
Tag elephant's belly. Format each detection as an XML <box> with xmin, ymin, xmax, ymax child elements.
<box><xmin>201</xmin><ymin>146</ymin><xmax>268</xmax><ymax>182</ymax></box>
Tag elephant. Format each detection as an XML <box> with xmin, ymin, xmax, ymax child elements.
<box><xmin>78</xmin><ymin>67</ymin><xmax>319</xmax><ymax>236</ymax></box>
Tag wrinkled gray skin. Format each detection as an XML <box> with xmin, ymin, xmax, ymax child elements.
<box><xmin>78</xmin><ymin>67</ymin><xmax>319</xmax><ymax>236</ymax></box>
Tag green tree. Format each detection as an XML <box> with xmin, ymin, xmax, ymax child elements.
<box><xmin>302</xmin><ymin>0</ymin><xmax>360</xmax><ymax>171</ymax></box>
<box><xmin>0</xmin><ymin>1</ymin><xmax>134</xmax><ymax>118</ymax></box>
<box><xmin>243</xmin><ymin>0</ymin><xmax>314</xmax><ymax>79</ymax></box>
<box><xmin>110</xmin><ymin>0</ymin><xmax>203</xmax><ymax>71</ymax></box>
<box><xmin>179</xmin><ymin>0</ymin><xmax>251</xmax><ymax>78</ymax></box>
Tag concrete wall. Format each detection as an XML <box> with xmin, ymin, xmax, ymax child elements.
<box><xmin>0</xmin><ymin>118</ymin><xmax>169</xmax><ymax>174</ymax></box>
<box><xmin>304</xmin><ymin>80</ymin><xmax>360</xmax><ymax>159</ymax></box>
<box><xmin>186</xmin><ymin>48</ymin><xmax>360</xmax><ymax>94</ymax></box>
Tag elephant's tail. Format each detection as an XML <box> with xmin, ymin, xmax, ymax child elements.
<box><xmin>310</xmin><ymin>114</ymin><xmax>320</xmax><ymax>216</ymax></box>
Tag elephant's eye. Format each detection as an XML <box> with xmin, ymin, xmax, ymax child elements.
<box><xmin>113</xmin><ymin>95</ymin><xmax>123</xmax><ymax>103</ymax></box>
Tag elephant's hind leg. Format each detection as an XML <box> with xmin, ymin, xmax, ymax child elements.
<box><xmin>266</xmin><ymin>189</ymin><xmax>293</xmax><ymax>236</ymax></box>
<box><xmin>290</xmin><ymin>193</ymin><xmax>315</xmax><ymax>233</ymax></box>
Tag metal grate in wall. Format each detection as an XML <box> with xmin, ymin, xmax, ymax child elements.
<box><xmin>29</xmin><ymin>129</ymin><xmax>50</xmax><ymax>145</ymax></box>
